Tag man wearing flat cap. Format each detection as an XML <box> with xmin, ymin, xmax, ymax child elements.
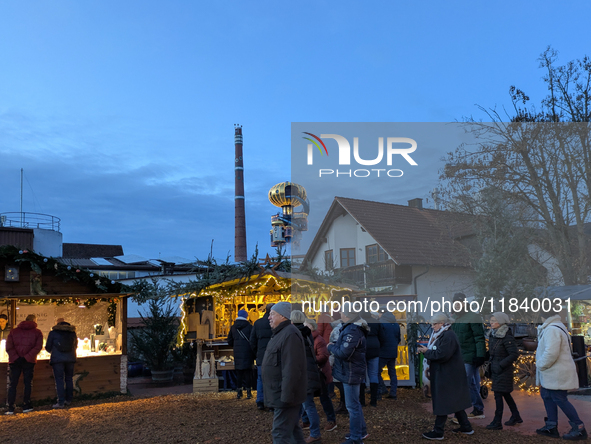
<box><xmin>262</xmin><ymin>302</ymin><xmax>307</xmax><ymax>444</ymax></box>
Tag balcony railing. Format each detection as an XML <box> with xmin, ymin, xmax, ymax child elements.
<box><xmin>339</xmin><ymin>260</ymin><xmax>412</xmax><ymax>287</ymax></box>
<box><xmin>0</xmin><ymin>212</ymin><xmax>61</xmax><ymax>232</ymax></box>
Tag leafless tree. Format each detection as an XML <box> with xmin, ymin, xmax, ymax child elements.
<box><xmin>441</xmin><ymin>47</ymin><xmax>591</xmax><ymax>285</ymax></box>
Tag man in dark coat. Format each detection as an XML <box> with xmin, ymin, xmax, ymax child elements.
<box><xmin>328</xmin><ymin>305</ymin><xmax>368</xmax><ymax>444</ymax></box>
<box><xmin>5</xmin><ymin>314</ymin><xmax>43</xmax><ymax>414</ymax></box>
<box><xmin>250</xmin><ymin>303</ymin><xmax>274</xmax><ymax>410</ymax></box>
<box><xmin>418</xmin><ymin>313</ymin><xmax>473</xmax><ymax>440</ymax></box>
<box><xmin>45</xmin><ymin>320</ymin><xmax>78</xmax><ymax>408</ymax></box>
<box><xmin>227</xmin><ymin>309</ymin><xmax>255</xmax><ymax>399</ymax></box>
<box><xmin>262</xmin><ymin>302</ymin><xmax>307</xmax><ymax>444</ymax></box>
<box><xmin>450</xmin><ymin>292</ymin><xmax>487</xmax><ymax>419</ymax></box>
<box><xmin>378</xmin><ymin>311</ymin><xmax>401</xmax><ymax>399</ymax></box>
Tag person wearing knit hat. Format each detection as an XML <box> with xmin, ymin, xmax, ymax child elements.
<box><xmin>270</xmin><ymin>301</ymin><xmax>291</xmax><ymax>321</ymax></box>
<box><xmin>263</xmin><ymin>301</ymin><xmax>307</xmax><ymax>443</ymax></box>
<box><xmin>227</xmin><ymin>308</ymin><xmax>254</xmax><ymax>400</ymax></box>
<box><xmin>417</xmin><ymin>312</ymin><xmax>473</xmax><ymax>439</ymax></box>
<box><xmin>491</xmin><ymin>312</ymin><xmax>510</xmax><ymax>326</ymax></box>
<box><xmin>535</xmin><ymin>313</ymin><xmax>587</xmax><ymax>439</ymax></box>
<box><xmin>486</xmin><ymin>312</ymin><xmax>522</xmax><ymax>430</ymax></box>
<box><xmin>290</xmin><ymin>310</ymin><xmax>307</xmax><ymax>325</ymax></box>
<box><xmin>431</xmin><ymin>313</ymin><xmax>449</xmax><ymax>324</ymax></box>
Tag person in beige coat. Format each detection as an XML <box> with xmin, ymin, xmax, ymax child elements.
<box><xmin>535</xmin><ymin>314</ymin><xmax>587</xmax><ymax>440</ymax></box>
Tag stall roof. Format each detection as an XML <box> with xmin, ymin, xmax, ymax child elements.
<box><xmin>536</xmin><ymin>285</ymin><xmax>591</xmax><ymax>301</ymax></box>
<box><xmin>199</xmin><ymin>270</ymin><xmax>360</xmax><ymax>293</ymax></box>
<box><xmin>2</xmin><ymin>293</ymin><xmax>134</xmax><ymax>299</ymax></box>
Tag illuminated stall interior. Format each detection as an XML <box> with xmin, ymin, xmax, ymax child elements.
<box><xmin>0</xmin><ymin>246</ymin><xmax>131</xmax><ymax>401</ymax></box>
<box><xmin>179</xmin><ymin>271</ymin><xmax>357</xmax><ymax>341</ymax></box>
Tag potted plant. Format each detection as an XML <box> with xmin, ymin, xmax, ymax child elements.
<box><xmin>127</xmin><ymin>349</ymin><xmax>144</xmax><ymax>378</ymax></box>
<box><xmin>172</xmin><ymin>342</ymin><xmax>198</xmax><ymax>384</ymax></box>
<box><xmin>130</xmin><ymin>297</ymin><xmax>179</xmax><ymax>382</ymax></box>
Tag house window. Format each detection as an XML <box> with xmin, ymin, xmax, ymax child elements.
<box><xmin>340</xmin><ymin>248</ymin><xmax>356</xmax><ymax>268</ymax></box>
<box><xmin>366</xmin><ymin>244</ymin><xmax>388</xmax><ymax>264</ymax></box>
<box><xmin>324</xmin><ymin>250</ymin><xmax>334</xmax><ymax>271</ymax></box>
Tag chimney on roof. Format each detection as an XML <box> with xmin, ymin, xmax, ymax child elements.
<box><xmin>408</xmin><ymin>198</ymin><xmax>423</xmax><ymax>210</ymax></box>
<box><xmin>234</xmin><ymin>124</ymin><xmax>247</xmax><ymax>263</ymax></box>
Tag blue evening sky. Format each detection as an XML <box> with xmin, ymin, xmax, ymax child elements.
<box><xmin>1</xmin><ymin>1</ymin><xmax>589</xmax><ymax>263</ymax></box>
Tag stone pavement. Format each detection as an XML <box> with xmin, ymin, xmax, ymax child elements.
<box><xmin>424</xmin><ymin>389</ymin><xmax>591</xmax><ymax>436</ymax></box>
<box><xmin>129</xmin><ymin>382</ymin><xmax>194</xmax><ymax>398</ymax></box>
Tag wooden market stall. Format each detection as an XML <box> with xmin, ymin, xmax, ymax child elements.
<box><xmin>179</xmin><ymin>268</ymin><xmax>359</xmax><ymax>392</ymax></box>
<box><xmin>0</xmin><ymin>246</ymin><xmax>131</xmax><ymax>403</ymax></box>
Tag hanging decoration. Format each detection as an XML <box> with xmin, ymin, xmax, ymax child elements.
<box><xmin>0</xmin><ymin>245</ymin><xmax>128</xmax><ymax>294</ymax></box>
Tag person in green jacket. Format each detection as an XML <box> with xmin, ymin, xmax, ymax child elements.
<box><xmin>450</xmin><ymin>292</ymin><xmax>487</xmax><ymax>420</ymax></box>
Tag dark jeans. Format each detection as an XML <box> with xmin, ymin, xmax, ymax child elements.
<box><xmin>378</xmin><ymin>356</ymin><xmax>397</xmax><ymax>396</ymax></box>
<box><xmin>53</xmin><ymin>362</ymin><xmax>75</xmax><ymax>405</ymax></box>
<box><xmin>493</xmin><ymin>391</ymin><xmax>519</xmax><ymax>419</ymax></box>
<box><xmin>465</xmin><ymin>363</ymin><xmax>484</xmax><ymax>412</ymax></box>
<box><xmin>302</xmin><ymin>391</ymin><xmax>336</xmax><ymax>424</ymax></box>
<box><xmin>343</xmin><ymin>383</ymin><xmax>367</xmax><ymax>441</ymax></box>
<box><xmin>303</xmin><ymin>393</ymin><xmax>321</xmax><ymax>438</ymax></box>
<box><xmin>541</xmin><ymin>387</ymin><xmax>583</xmax><ymax>426</ymax></box>
<box><xmin>236</xmin><ymin>368</ymin><xmax>252</xmax><ymax>390</ymax></box>
<box><xmin>256</xmin><ymin>366</ymin><xmax>264</xmax><ymax>403</ymax></box>
<box><xmin>272</xmin><ymin>405</ymin><xmax>306</xmax><ymax>444</ymax></box>
<box><xmin>434</xmin><ymin>410</ymin><xmax>471</xmax><ymax>434</ymax></box>
<box><xmin>8</xmin><ymin>358</ymin><xmax>35</xmax><ymax>408</ymax></box>
<box><xmin>319</xmin><ymin>391</ymin><xmax>336</xmax><ymax>422</ymax></box>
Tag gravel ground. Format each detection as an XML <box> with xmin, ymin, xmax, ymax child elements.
<box><xmin>0</xmin><ymin>389</ymin><xmax>560</xmax><ymax>443</ymax></box>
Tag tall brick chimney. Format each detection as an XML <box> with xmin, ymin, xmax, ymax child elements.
<box><xmin>234</xmin><ymin>125</ymin><xmax>247</xmax><ymax>262</ymax></box>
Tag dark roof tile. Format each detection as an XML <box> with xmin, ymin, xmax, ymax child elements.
<box><xmin>62</xmin><ymin>243</ymin><xmax>124</xmax><ymax>259</ymax></box>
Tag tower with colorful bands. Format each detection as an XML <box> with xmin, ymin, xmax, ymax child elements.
<box><xmin>268</xmin><ymin>182</ymin><xmax>309</xmax><ymax>247</ymax></box>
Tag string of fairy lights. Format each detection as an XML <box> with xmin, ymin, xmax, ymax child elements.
<box><xmin>174</xmin><ymin>268</ymin><xmax>552</xmax><ymax>395</ymax></box>
<box><xmin>175</xmin><ymin>273</ymin><xmax>355</xmax><ymax>345</ymax></box>
<box><xmin>481</xmin><ymin>352</ymin><xmax>540</xmax><ymax>394</ymax></box>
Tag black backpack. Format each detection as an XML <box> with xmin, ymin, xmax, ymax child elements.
<box><xmin>55</xmin><ymin>333</ymin><xmax>75</xmax><ymax>353</ymax></box>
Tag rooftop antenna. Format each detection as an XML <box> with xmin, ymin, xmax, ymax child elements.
<box><xmin>20</xmin><ymin>168</ymin><xmax>24</xmax><ymax>227</ymax></box>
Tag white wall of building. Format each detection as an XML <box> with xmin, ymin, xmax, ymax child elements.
<box><xmin>410</xmin><ymin>265</ymin><xmax>476</xmax><ymax>302</ymax></box>
<box><xmin>311</xmin><ymin>213</ymin><xmax>387</xmax><ymax>271</ymax></box>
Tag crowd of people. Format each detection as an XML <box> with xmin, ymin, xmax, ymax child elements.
<box><xmin>230</xmin><ymin>293</ymin><xmax>588</xmax><ymax>444</ymax></box>
<box><xmin>4</xmin><ymin>315</ymin><xmax>78</xmax><ymax>414</ymax></box>
<box><xmin>3</xmin><ymin>296</ymin><xmax>587</xmax><ymax>443</ymax></box>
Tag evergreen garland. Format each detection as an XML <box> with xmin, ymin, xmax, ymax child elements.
<box><xmin>0</xmin><ymin>245</ymin><xmax>129</xmax><ymax>294</ymax></box>
<box><xmin>130</xmin><ymin>245</ymin><xmax>292</xmax><ymax>304</ymax></box>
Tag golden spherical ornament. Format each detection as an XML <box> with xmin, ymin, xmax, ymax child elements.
<box><xmin>268</xmin><ymin>182</ymin><xmax>307</xmax><ymax>208</ymax></box>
